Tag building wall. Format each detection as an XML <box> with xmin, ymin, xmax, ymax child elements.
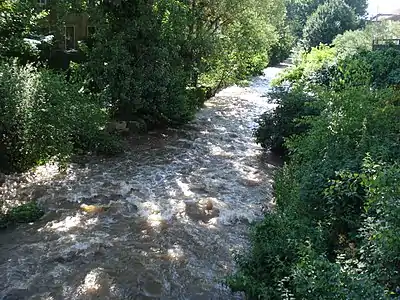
<box><xmin>36</xmin><ymin>1</ymin><xmax>94</xmax><ymax>50</ymax></box>
<box><xmin>64</xmin><ymin>13</ymin><xmax>91</xmax><ymax>41</ymax></box>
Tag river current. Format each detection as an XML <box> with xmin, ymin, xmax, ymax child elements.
<box><xmin>0</xmin><ymin>65</ymin><xmax>285</xmax><ymax>300</ymax></box>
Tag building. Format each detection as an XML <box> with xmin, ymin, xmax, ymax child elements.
<box><xmin>370</xmin><ymin>8</ymin><xmax>400</xmax><ymax>22</ymax></box>
<box><xmin>37</xmin><ymin>0</ymin><xmax>95</xmax><ymax>50</ymax></box>
<box><xmin>370</xmin><ymin>7</ymin><xmax>400</xmax><ymax>50</ymax></box>
<box><xmin>63</xmin><ymin>13</ymin><xmax>95</xmax><ymax>50</ymax></box>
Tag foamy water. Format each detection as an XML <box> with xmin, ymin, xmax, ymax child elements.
<box><xmin>0</xmin><ymin>66</ymin><xmax>285</xmax><ymax>300</ymax></box>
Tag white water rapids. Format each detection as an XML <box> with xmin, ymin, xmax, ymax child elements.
<box><xmin>0</xmin><ymin>65</ymin><xmax>285</xmax><ymax>300</ymax></box>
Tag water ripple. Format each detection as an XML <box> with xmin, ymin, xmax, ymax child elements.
<box><xmin>0</xmin><ymin>66</ymin><xmax>285</xmax><ymax>300</ymax></box>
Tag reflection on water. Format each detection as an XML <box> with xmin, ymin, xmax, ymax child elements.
<box><xmin>0</xmin><ymin>66</ymin><xmax>285</xmax><ymax>299</ymax></box>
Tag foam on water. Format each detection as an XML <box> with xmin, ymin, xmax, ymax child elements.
<box><xmin>0</xmin><ymin>65</ymin><xmax>286</xmax><ymax>299</ymax></box>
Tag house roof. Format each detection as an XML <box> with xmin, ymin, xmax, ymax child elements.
<box><xmin>387</xmin><ymin>8</ymin><xmax>400</xmax><ymax>20</ymax></box>
<box><xmin>370</xmin><ymin>7</ymin><xmax>400</xmax><ymax>21</ymax></box>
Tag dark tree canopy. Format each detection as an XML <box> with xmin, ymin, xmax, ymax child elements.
<box><xmin>285</xmin><ymin>0</ymin><xmax>367</xmax><ymax>39</ymax></box>
<box><xmin>301</xmin><ymin>0</ymin><xmax>359</xmax><ymax>49</ymax></box>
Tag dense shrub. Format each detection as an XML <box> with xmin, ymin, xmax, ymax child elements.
<box><xmin>255</xmin><ymin>45</ymin><xmax>338</xmax><ymax>156</ymax></box>
<box><xmin>320</xmin><ymin>48</ymin><xmax>400</xmax><ymax>90</ymax></box>
<box><xmin>287</xmin><ymin>87</ymin><xmax>400</xmax><ymax>241</ymax></box>
<box><xmin>231</xmin><ymin>31</ymin><xmax>400</xmax><ymax>297</ymax></box>
<box><xmin>333</xmin><ymin>21</ymin><xmax>400</xmax><ymax>59</ymax></box>
<box><xmin>0</xmin><ymin>61</ymin><xmax>121</xmax><ymax>173</ymax></box>
<box><xmin>358</xmin><ymin>160</ymin><xmax>400</xmax><ymax>291</ymax></box>
<box><xmin>274</xmin><ymin>45</ymin><xmax>337</xmax><ymax>87</ymax></box>
<box><xmin>289</xmin><ymin>244</ymin><xmax>386</xmax><ymax>300</ymax></box>
<box><xmin>276</xmin><ymin>47</ymin><xmax>400</xmax><ymax>93</ymax></box>
<box><xmin>254</xmin><ymin>87</ymin><xmax>318</xmax><ymax>155</ymax></box>
<box><xmin>231</xmin><ymin>85</ymin><xmax>400</xmax><ymax>299</ymax></box>
<box><xmin>86</xmin><ymin>0</ymin><xmax>286</xmax><ymax>127</ymax></box>
<box><xmin>0</xmin><ymin>201</ymin><xmax>44</xmax><ymax>229</ymax></box>
<box><xmin>227</xmin><ymin>212</ymin><xmax>317</xmax><ymax>299</ymax></box>
<box><xmin>268</xmin><ymin>26</ymin><xmax>294</xmax><ymax>66</ymax></box>
<box><xmin>357</xmin><ymin>49</ymin><xmax>400</xmax><ymax>88</ymax></box>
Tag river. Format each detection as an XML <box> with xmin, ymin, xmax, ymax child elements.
<box><xmin>0</xmin><ymin>65</ymin><xmax>285</xmax><ymax>300</ymax></box>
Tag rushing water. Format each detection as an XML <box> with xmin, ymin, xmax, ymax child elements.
<box><xmin>0</xmin><ymin>65</ymin><xmax>286</xmax><ymax>300</ymax></box>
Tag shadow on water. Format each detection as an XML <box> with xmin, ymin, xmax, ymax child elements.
<box><xmin>0</xmin><ymin>65</ymin><xmax>286</xmax><ymax>300</ymax></box>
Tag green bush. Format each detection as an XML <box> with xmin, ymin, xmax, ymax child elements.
<box><xmin>362</xmin><ymin>49</ymin><xmax>400</xmax><ymax>88</ymax></box>
<box><xmin>290</xmin><ymin>244</ymin><xmax>386</xmax><ymax>300</ymax></box>
<box><xmin>286</xmin><ymin>87</ymin><xmax>400</xmax><ymax>238</ymax></box>
<box><xmin>230</xmin><ymin>44</ymin><xmax>400</xmax><ymax>298</ymax></box>
<box><xmin>332</xmin><ymin>21</ymin><xmax>400</xmax><ymax>60</ymax></box>
<box><xmin>254</xmin><ymin>87</ymin><xmax>319</xmax><ymax>155</ymax></box>
<box><xmin>227</xmin><ymin>212</ymin><xmax>318</xmax><ymax>299</ymax></box>
<box><xmin>321</xmin><ymin>49</ymin><xmax>400</xmax><ymax>90</ymax></box>
<box><xmin>0</xmin><ymin>201</ymin><xmax>44</xmax><ymax>229</ymax></box>
<box><xmin>274</xmin><ymin>45</ymin><xmax>337</xmax><ymax>87</ymax></box>
<box><xmin>86</xmin><ymin>0</ymin><xmax>286</xmax><ymax>127</ymax></box>
<box><xmin>0</xmin><ymin>61</ymin><xmax>121</xmax><ymax>173</ymax></box>
<box><xmin>277</xmin><ymin>47</ymin><xmax>400</xmax><ymax>93</ymax></box>
<box><xmin>228</xmin><ymin>162</ymin><xmax>392</xmax><ymax>299</ymax></box>
<box><xmin>358</xmin><ymin>160</ymin><xmax>400</xmax><ymax>291</ymax></box>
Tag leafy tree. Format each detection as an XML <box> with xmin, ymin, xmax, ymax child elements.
<box><xmin>285</xmin><ymin>0</ymin><xmax>325</xmax><ymax>39</ymax></box>
<box><xmin>268</xmin><ymin>24</ymin><xmax>294</xmax><ymax>65</ymax></box>
<box><xmin>86</xmin><ymin>0</ymin><xmax>286</xmax><ymax>125</ymax></box>
<box><xmin>0</xmin><ymin>0</ymin><xmax>45</xmax><ymax>62</ymax></box>
<box><xmin>345</xmin><ymin>0</ymin><xmax>367</xmax><ymax>16</ymax></box>
<box><xmin>285</xmin><ymin>0</ymin><xmax>366</xmax><ymax>40</ymax></box>
<box><xmin>301</xmin><ymin>0</ymin><xmax>359</xmax><ymax>49</ymax></box>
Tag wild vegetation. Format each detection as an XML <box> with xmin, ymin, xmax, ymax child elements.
<box><xmin>228</xmin><ymin>19</ymin><xmax>400</xmax><ymax>299</ymax></box>
<box><xmin>0</xmin><ymin>0</ymin><xmax>288</xmax><ymax>224</ymax></box>
<box><xmin>3</xmin><ymin>1</ymin><xmax>400</xmax><ymax>298</ymax></box>
<box><xmin>0</xmin><ymin>0</ymin><xmax>288</xmax><ymax>175</ymax></box>
<box><xmin>0</xmin><ymin>0</ymin><xmax>371</xmax><ymax>175</ymax></box>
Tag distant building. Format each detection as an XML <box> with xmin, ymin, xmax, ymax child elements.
<box><xmin>370</xmin><ymin>8</ymin><xmax>400</xmax><ymax>22</ymax></box>
<box><xmin>37</xmin><ymin>0</ymin><xmax>95</xmax><ymax>50</ymax></box>
<box><xmin>370</xmin><ymin>7</ymin><xmax>400</xmax><ymax>50</ymax></box>
<box><xmin>63</xmin><ymin>13</ymin><xmax>95</xmax><ymax>50</ymax></box>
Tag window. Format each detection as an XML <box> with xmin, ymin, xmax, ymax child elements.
<box><xmin>37</xmin><ymin>0</ymin><xmax>47</xmax><ymax>5</ymax></box>
<box><xmin>64</xmin><ymin>26</ymin><xmax>76</xmax><ymax>50</ymax></box>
